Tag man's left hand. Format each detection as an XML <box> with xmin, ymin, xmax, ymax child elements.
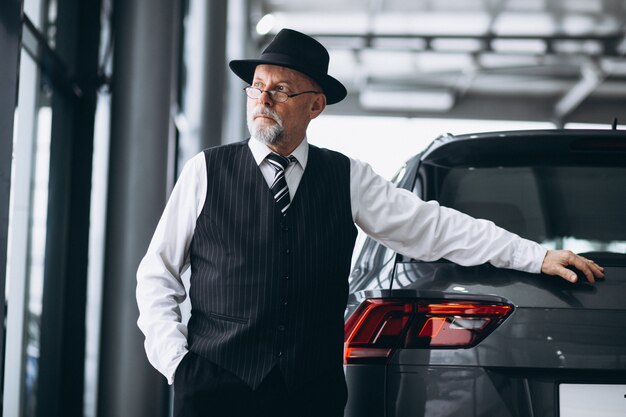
<box><xmin>541</xmin><ymin>250</ymin><xmax>605</xmax><ymax>283</ymax></box>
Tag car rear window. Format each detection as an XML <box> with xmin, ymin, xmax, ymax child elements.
<box><xmin>433</xmin><ymin>166</ymin><xmax>626</xmax><ymax>256</ymax></box>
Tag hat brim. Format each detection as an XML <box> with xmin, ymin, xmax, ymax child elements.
<box><xmin>229</xmin><ymin>59</ymin><xmax>347</xmax><ymax>105</ymax></box>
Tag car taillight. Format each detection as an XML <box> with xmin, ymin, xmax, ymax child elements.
<box><xmin>344</xmin><ymin>298</ymin><xmax>513</xmax><ymax>364</ymax></box>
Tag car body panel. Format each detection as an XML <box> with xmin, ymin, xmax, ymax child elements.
<box><xmin>393</xmin><ymin>262</ymin><xmax>626</xmax><ymax>310</ymax></box>
<box><xmin>344</xmin><ymin>129</ymin><xmax>626</xmax><ymax>417</ymax></box>
<box><xmin>385</xmin><ymin>366</ymin><xmax>525</xmax><ymax>417</ymax></box>
<box><xmin>344</xmin><ymin>365</ymin><xmax>387</xmax><ymax>416</ymax></box>
<box><xmin>385</xmin><ymin>366</ymin><xmax>626</xmax><ymax>417</ymax></box>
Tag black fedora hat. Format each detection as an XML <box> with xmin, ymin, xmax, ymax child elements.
<box><xmin>229</xmin><ymin>28</ymin><xmax>347</xmax><ymax>105</ymax></box>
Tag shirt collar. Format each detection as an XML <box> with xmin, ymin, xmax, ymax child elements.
<box><xmin>248</xmin><ymin>136</ymin><xmax>309</xmax><ymax>169</ymax></box>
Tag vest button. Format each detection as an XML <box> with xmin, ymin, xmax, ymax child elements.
<box><xmin>277</xmin><ymin>351</ymin><xmax>283</xmax><ymax>357</ymax></box>
<box><xmin>277</xmin><ymin>324</ymin><xmax>285</xmax><ymax>331</ymax></box>
<box><xmin>281</xmin><ymin>297</ymin><xmax>288</xmax><ymax>306</ymax></box>
<box><xmin>284</xmin><ymin>248</ymin><xmax>290</xmax><ymax>255</ymax></box>
<box><xmin>281</xmin><ymin>225</ymin><xmax>289</xmax><ymax>232</ymax></box>
<box><xmin>282</xmin><ymin>275</ymin><xmax>289</xmax><ymax>280</ymax></box>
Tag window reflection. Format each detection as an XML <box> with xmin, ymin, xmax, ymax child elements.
<box><xmin>5</xmin><ymin>3</ymin><xmax>54</xmax><ymax>415</ymax></box>
<box><xmin>23</xmin><ymin>105</ymin><xmax>53</xmax><ymax>416</ymax></box>
<box><xmin>437</xmin><ymin>166</ymin><xmax>626</xmax><ymax>255</ymax></box>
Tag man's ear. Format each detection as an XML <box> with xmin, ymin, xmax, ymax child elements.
<box><xmin>309</xmin><ymin>94</ymin><xmax>327</xmax><ymax>119</ymax></box>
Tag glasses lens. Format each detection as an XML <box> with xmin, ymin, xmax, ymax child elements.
<box><xmin>245</xmin><ymin>87</ymin><xmax>289</xmax><ymax>102</ymax></box>
<box><xmin>271</xmin><ymin>91</ymin><xmax>288</xmax><ymax>102</ymax></box>
<box><xmin>245</xmin><ymin>87</ymin><xmax>259</xmax><ymax>99</ymax></box>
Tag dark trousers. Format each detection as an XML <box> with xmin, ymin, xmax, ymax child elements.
<box><xmin>173</xmin><ymin>352</ymin><xmax>347</xmax><ymax>417</ymax></box>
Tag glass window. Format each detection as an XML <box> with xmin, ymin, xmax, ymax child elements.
<box><xmin>4</xmin><ymin>1</ymin><xmax>65</xmax><ymax>415</ymax></box>
<box><xmin>5</xmin><ymin>48</ymin><xmax>54</xmax><ymax>417</ymax></box>
<box><xmin>24</xmin><ymin>103</ymin><xmax>53</xmax><ymax>415</ymax></box>
<box><xmin>435</xmin><ymin>166</ymin><xmax>626</xmax><ymax>256</ymax></box>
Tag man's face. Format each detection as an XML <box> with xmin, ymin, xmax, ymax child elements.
<box><xmin>246</xmin><ymin>65</ymin><xmax>325</xmax><ymax>149</ymax></box>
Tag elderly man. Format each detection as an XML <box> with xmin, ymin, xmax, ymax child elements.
<box><xmin>136</xmin><ymin>29</ymin><xmax>603</xmax><ymax>417</ymax></box>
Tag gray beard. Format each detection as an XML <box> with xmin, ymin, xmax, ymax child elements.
<box><xmin>248</xmin><ymin>120</ymin><xmax>284</xmax><ymax>145</ymax></box>
<box><xmin>247</xmin><ymin>107</ymin><xmax>285</xmax><ymax>145</ymax></box>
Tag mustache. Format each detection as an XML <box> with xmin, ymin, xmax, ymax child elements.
<box><xmin>251</xmin><ymin>107</ymin><xmax>283</xmax><ymax>126</ymax></box>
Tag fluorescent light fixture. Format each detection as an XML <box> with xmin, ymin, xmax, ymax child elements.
<box><xmin>478</xmin><ymin>53</ymin><xmax>541</xmax><ymax>69</ymax></box>
<box><xmin>266</xmin><ymin>13</ymin><xmax>368</xmax><ymax>35</ymax></box>
<box><xmin>371</xmin><ymin>37</ymin><xmax>427</xmax><ymax>51</ymax></box>
<box><xmin>373</xmin><ymin>12</ymin><xmax>489</xmax><ymax>35</ymax></box>
<box><xmin>561</xmin><ymin>14</ymin><xmax>595</xmax><ymax>35</ymax></box>
<box><xmin>431</xmin><ymin>38</ymin><xmax>483</xmax><ymax>53</ymax></box>
<box><xmin>256</xmin><ymin>14</ymin><xmax>275</xmax><ymax>35</ymax></box>
<box><xmin>360</xmin><ymin>50</ymin><xmax>418</xmax><ymax>77</ymax></box>
<box><xmin>493</xmin><ymin>13</ymin><xmax>555</xmax><ymax>35</ymax></box>
<box><xmin>359</xmin><ymin>88</ymin><xmax>455</xmax><ymax>112</ymax></box>
<box><xmin>564</xmin><ymin>0</ymin><xmax>602</xmax><ymax>13</ymax></box>
<box><xmin>414</xmin><ymin>52</ymin><xmax>474</xmax><ymax>72</ymax></box>
<box><xmin>554</xmin><ymin>40</ymin><xmax>602</xmax><ymax>55</ymax></box>
<box><xmin>491</xmin><ymin>39</ymin><xmax>547</xmax><ymax>54</ymax></box>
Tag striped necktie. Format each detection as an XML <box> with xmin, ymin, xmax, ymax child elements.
<box><xmin>266</xmin><ymin>153</ymin><xmax>296</xmax><ymax>215</ymax></box>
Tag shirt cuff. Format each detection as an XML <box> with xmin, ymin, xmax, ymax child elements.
<box><xmin>512</xmin><ymin>239</ymin><xmax>548</xmax><ymax>274</ymax></box>
<box><xmin>166</xmin><ymin>349</ymin><xmax>189</xmax><ymax>385</ymax></box>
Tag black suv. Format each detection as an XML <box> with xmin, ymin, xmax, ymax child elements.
<box><xmin>344</xmin><ymin>129</ymin><xmax>626</xmax><ymax>417</ymax></box>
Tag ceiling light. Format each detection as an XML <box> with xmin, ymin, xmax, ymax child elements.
<box><xmin>493</xmin><ymin>13</ymin><xmax>555</xmax><ymax>35</ymax></box>
<box><xmin>491</xmin><ymin>39</ymin><xmax>546</xmax><ymax>54</ymax></box>
<box><xmin>431</xmin><ymin>38</ymin><xmax>483</xmax><ymax>53</ymax></box>
<box><xmin>554</xmin><ymin>40</ymin><xmax>603</xmax><ymax>55</ymax></box>
<box><xmin>256</xmin><ymin>14</ymin><xmax>276</xmax><ymax>35</ymax></box>
<box><xmin>360</xmin><ymin>88</ymin><xmax>455</xmax><ymax>112</ymax></box>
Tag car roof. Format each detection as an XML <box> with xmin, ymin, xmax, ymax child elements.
<box><xmin>421</xmin><ymin>129</ymin><xmax>626</xmax><ymax>168</ymax></box>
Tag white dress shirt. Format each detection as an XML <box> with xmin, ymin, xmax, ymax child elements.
<box><xmin>136</xmin><ymin>136</ymin><xmax>547</xmax><ymax>384</ymax></box>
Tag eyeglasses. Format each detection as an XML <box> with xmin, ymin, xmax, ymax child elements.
<box><xmin>243</xmin><ymin>86</ymin><xmax>321</xmax><ymax>103</ymax></box>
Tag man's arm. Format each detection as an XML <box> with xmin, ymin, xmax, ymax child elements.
<box><xmin>541</xmin><ymin>250</ymin><xmax>604</xmax><ymax>283</ymax></box>
<box><xmin>136</xmin><ymin>152</ymin><xmax>206</xmax><ymax>384</ymax></box>
<box><xmin>350</xmin><ymin>158</ymin><xmax>604</xmax><ymax>283</ymax></box>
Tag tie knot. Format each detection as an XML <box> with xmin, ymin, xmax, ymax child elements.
<box><xmin>266</xmin><ymin>153</ymin><xmax>295</xmax><ymax>172</ymax></box>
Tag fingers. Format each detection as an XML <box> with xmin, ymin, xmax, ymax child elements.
<box><xmin>568</xmin><ymin>253</ymin><xmax>594</xmax><ymax>283</ymax></box>
<box><xmin>554</xmin><ymin>264</ymin><xmax>579</xmax><ymax>283</ymax></box>
<box><xmin>541</xmin><ymin>250</ymin><xmax>605</xmax><ymax>284</ymax></box>
<box><xmin>569</xmin><ymin>253</ymin><xmax>605</xmax><ymax>283</ymax></box>
<box><xmin>580</xmin><ymin>256</ymin><xmax>604</xmax><ymax>282</ymax></box>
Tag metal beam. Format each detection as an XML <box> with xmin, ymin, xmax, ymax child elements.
<box><xmin>283</xmin><ymin>32</ymin><xmax>626</xmax><ymax>57</ymax></box>
<box><xmin>36</xmin><ymin>0</ymin><xmax>102</xmax><ymax>415</ymax></box>
<box><xmin>21</xmin><ymin>15</ymin><xmax>82</xmax><ymax>100</ymax></box>
<box><xmin>554</xmin><ymin>61</ymin><xmax>605</xmax><ymax>124</ymax></box>
<box><xmin>326</xmin><ymin>91</ymin><xmax>622</xmax><ymax>126</ymax></box>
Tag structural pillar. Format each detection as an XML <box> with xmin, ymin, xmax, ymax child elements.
<box><xmin>37</xmin><ymin>0</ymin><xmax>102</xmax><ymax>415</ymax></box>
<box><xmin>224</xmin><ymin>0</ymin><xmax>253</xmax><ymax>144</ymax></box>
<box><xmin>199</xmin><ymin>0</ymin><xmax>228</xmax><ymax>148</ymax></box>
<box><xmin>98</xmin><ymin>1</ymin><xmax>181</xmax><ymax>416</ymax></box>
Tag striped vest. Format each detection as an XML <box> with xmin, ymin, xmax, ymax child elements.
<box><xmin>187</xmin><ymin>141</ymin><xmax>357</xmax><ymax>389</ymax></box>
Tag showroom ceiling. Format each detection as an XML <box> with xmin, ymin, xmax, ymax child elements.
<box><xmin>249</xmin><ymin>0</ymin><xmax>626</xmax><ymax>125</ymax></box>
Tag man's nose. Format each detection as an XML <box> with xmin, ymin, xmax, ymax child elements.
<box><xmin>257</xmin><ymin>90</ymin><xmax>273</xmax><ymax>105</ymax></box>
